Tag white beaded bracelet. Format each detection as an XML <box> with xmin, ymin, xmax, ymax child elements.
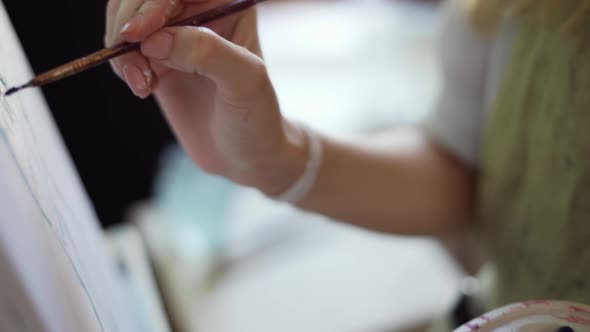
<box><xmin>273</xmin><ymin>125</ymin><xmax>323</xmax><ymax>204</ymax></box>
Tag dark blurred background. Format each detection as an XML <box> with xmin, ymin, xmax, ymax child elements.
<box><xmin>4</xmin><ymin>0</ymin><xmax>174</xmax><ymax>227</ymax></box>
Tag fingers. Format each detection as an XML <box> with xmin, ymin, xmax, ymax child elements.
<box><xmin>107</xmin><ymin>42</ymin><xmax>157</xmax><ymax>98</ymax></box>
<box><xmin>119</xmin><ymin>0</ymin><xmax>184</xmax><ymax>42</ymax></box>
<box><xmin>114</xmin><ymin>52</ymin><xmax>156</xmax><ymax>98</ymax></box>
<box><xmin>105</xmin><ymin>0</ymin><xmax>122</xmax><ymax>46</ymax></box>
<box><xmin>106</xmin><ymin>0</ymin><xmax>179</xmax><ymax>97</ymax></box>
<box><xmin>108</xmin><ymin>0</ymin><xmax>143</xmax><ymax>46</ymax></box>
<box><xmin>141</xmin><ymin>26</ymin><xmax>269</xmax><ymax>100</ymax></box>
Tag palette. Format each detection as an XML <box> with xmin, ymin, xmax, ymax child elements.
<box><xmin>454</xmin><ymin>301</ymin><xmax>590</xmax><ymax>332</ymax></box>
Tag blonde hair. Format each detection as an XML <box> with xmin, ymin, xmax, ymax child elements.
<box><xmin>465</xmin><ymin>0</ymin><xmax>590</xmax><ymax>32</ymax></box>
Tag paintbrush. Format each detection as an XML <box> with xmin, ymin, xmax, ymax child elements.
<box><xmin>4</xmin><ymin>0</ymin><xmax>269</xmax><ymax>96</ymax></box>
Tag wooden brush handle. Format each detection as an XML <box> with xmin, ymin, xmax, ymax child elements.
<box><xmin>31</xmin><ymin>0</ymin><xmax>270</xmax><ymax>88</ymax></box>
<box><xmin>31</xmin><ymin>43</ymin><xmax>138</xmax><ymax>87</ymax></box>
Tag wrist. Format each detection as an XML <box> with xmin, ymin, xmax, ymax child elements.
<box><xmin>255</xmin><ymin>120</ymin><xmax>309</xmax><ymax>198</ymax></box>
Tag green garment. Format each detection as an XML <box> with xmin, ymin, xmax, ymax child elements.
<box><xmin>478</xmin><ymin>1</ymin><xmax>590</xmax><ymax>310</ymax></box>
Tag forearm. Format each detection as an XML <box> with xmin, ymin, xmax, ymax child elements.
<box><xmin>282</xmin><ymin>127</ymin><xmax>475</xmax><ymax>236</ymax></box>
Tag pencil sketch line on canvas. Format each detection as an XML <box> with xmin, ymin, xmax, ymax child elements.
<box><xmin>0</xmin><ymin>73</ymin><xmax>108</xmax><ymax>332</ymax></box>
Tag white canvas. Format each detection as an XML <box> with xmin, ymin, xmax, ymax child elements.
<box><xmin>0</xmin><ymin>1</ymin><xmax>137</xmax><ymax>331</ymax></box>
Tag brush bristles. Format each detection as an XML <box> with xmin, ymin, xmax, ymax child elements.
<box><xmin>3</xmin><ymin>82</ymin><xmax>32</xmax><ymax>96</ymax></box>
<box><xmin>4</xmin><ymin>87</ymin><xmax>20</xmax><ymax>96</ymax></box>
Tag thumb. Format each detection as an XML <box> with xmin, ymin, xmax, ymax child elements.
<box><xmin>140</xmin><ymin>26</ymin><xmax>269</xmax><ymax>100</ymax></box>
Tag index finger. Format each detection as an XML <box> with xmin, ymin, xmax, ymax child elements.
<box><xmin>105</xmin><ymin>0</ymin><xmax>122</xmax><ymax>46</ymax></box>
<box><xmin>120</xmin><ymin>0</ymin><xmax>184</xmax><ymax>42</ymax></box>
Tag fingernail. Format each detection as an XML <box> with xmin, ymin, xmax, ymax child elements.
<box><xmin>120</xmin><ymin>23</ymin><xmax>132</xmax><ymax>34</ymax></box>
<box><xmin>141</xmin><ymin>32</ymin><xmax>173</xmax><ymax>60</ymax></box>
<box><xmin>122</xmin><ymin>64</ymin><xmax>148</xmax><ymax>95</ymax></box>
<box><xmin>143</xmin><ymin>68</ymin><xmax>153</xmax><ymax>88</ymax></box>
<box><xmin>120</xmin><ymin>15</ymin><xmax>142</xmax><ymax>35</ymax></box>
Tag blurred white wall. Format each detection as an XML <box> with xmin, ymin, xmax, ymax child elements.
<box><xmin>260</xmin><ymin>0</ymin><xmax>442</xmax><ymax>136</ymax></box>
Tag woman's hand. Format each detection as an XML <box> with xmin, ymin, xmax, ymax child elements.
<box><xmin>105</xmin><ymin>0</ymin><xmax>307</xmax><ymax>195</ymax></box>
<box><xmin>104</xmin><ymin>0</ymin><xmax>474</xmax><ymax>236</ymax></box>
